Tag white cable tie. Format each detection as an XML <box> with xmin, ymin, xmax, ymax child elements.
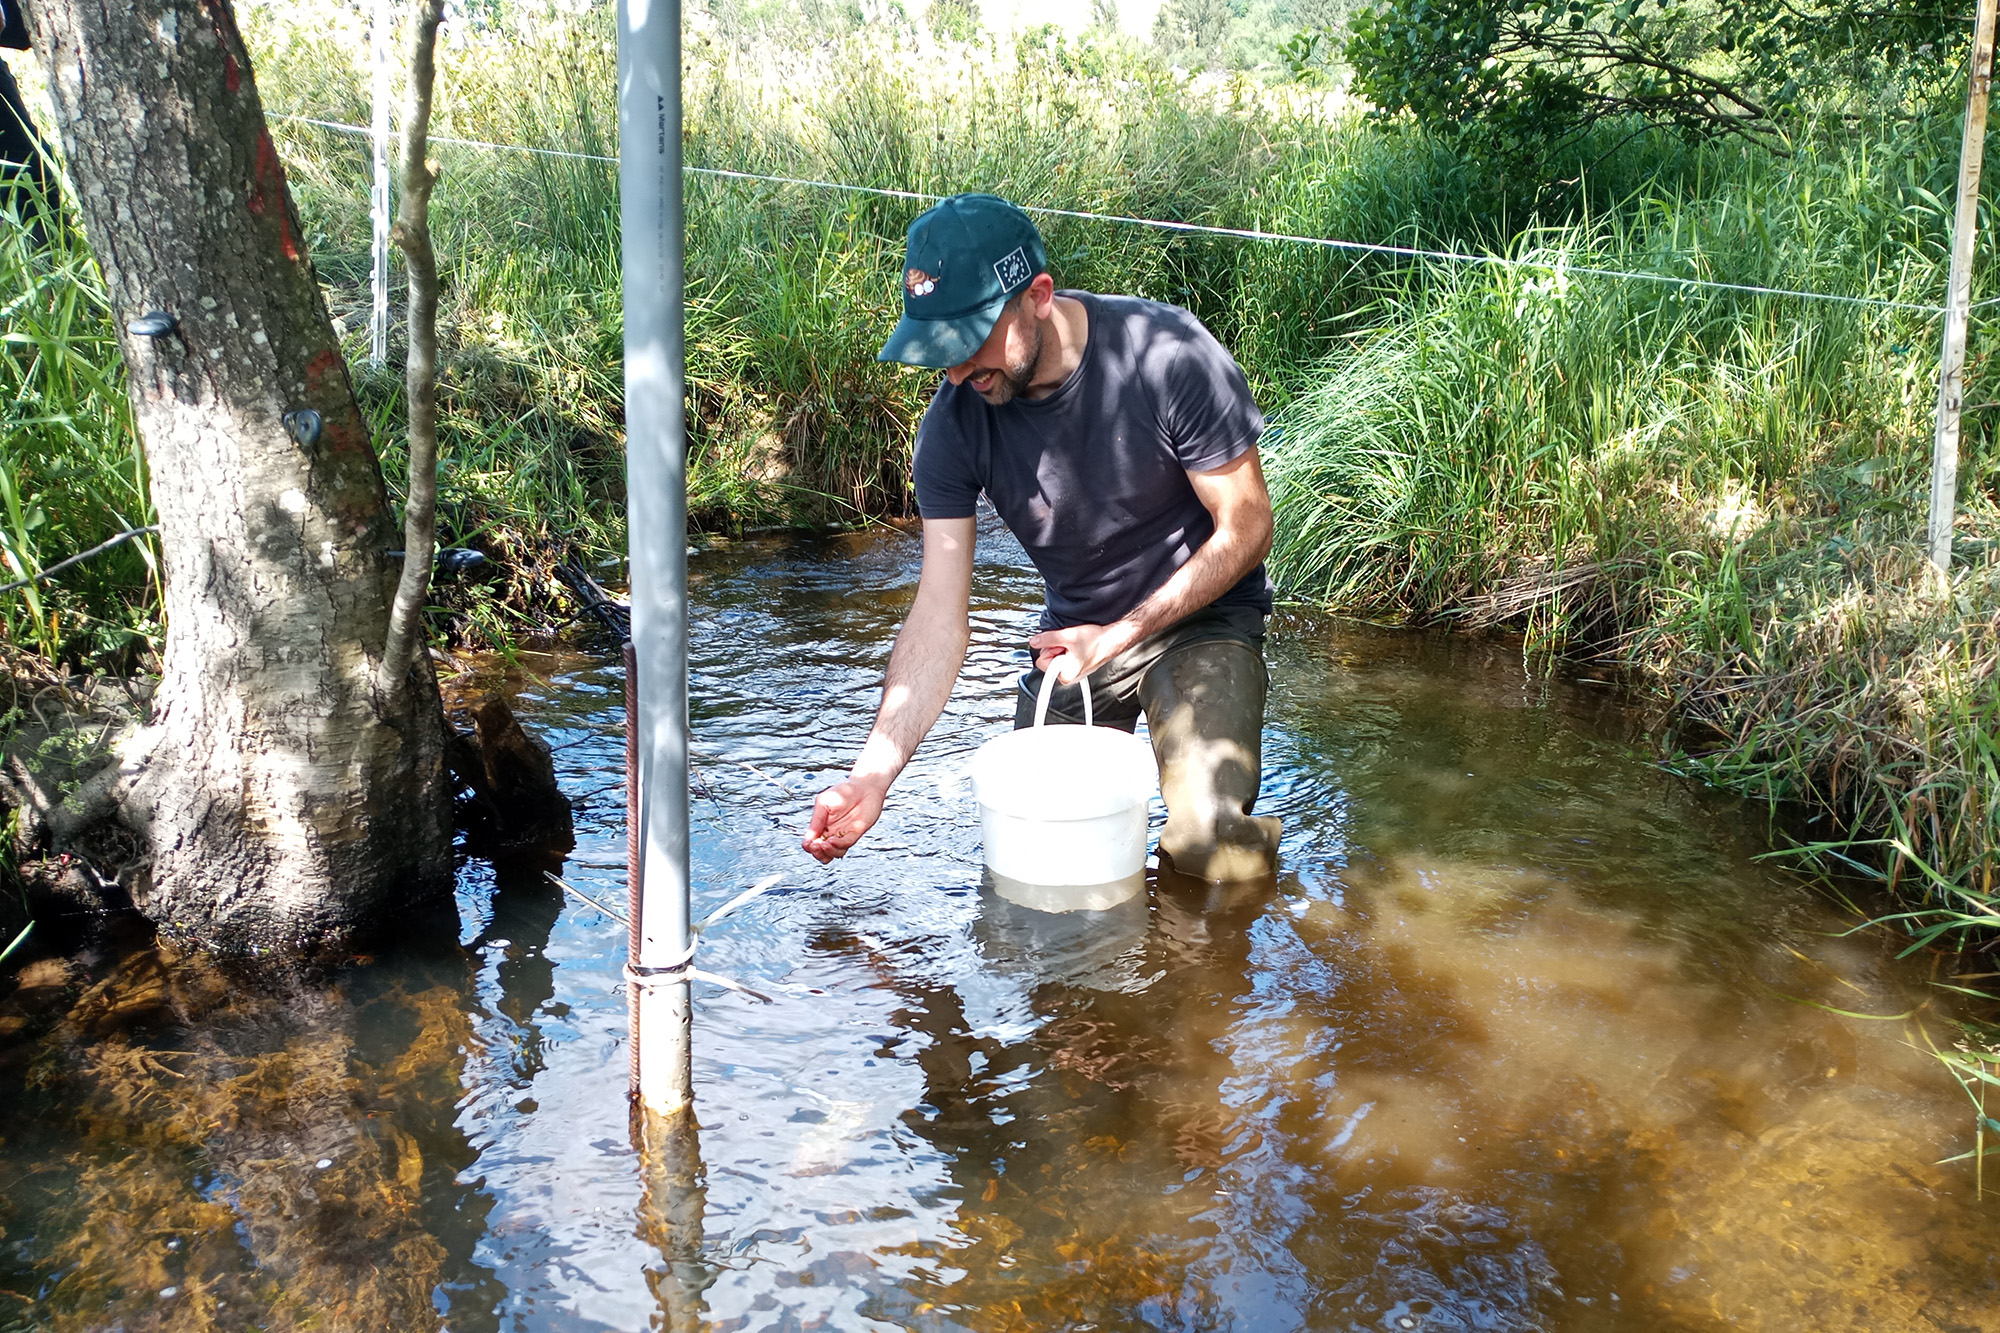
<box><xmin>623</xmin><ymin>938</ymin><xmax>697</xmax><ymax>990</ymax></box>
<box><xmin>546</xmin><ymin>870</ymin><xmax>630</xmax><ymax>927</ymax></box>
<box><xmin>621</xmin><ymin>956</ymin><xmax>773</xmax><ymax>1004</ymax></box>
<box><xmin>268</xmin><ymin>113</ymin><xmax>1950</xmax><ymax>316</ymax></box>
<box><xmin>623</xmin><ymin>960</ymin><xmax>682</xmax><ymax>988</ymax></box>
<box><xmin>685</xmin><ymin>967</ymin><xmax>774</xmax><ymax>1004</ymax></box>
<box><xmin>698</xmin><ymin>872</ymin><xmax>785</xmax><ymax>932</ymax></box>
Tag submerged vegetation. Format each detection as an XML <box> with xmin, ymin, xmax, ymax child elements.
<box><xmin>0</xmin><ymin>1</ymin><xmax>1995</xmax><ymax>1119</ymax></box>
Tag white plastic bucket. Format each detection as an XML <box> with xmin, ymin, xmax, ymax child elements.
<box><xmin>968</xmin><ymin>668</ymin><xmax>1157</xmax><ymax>897</ymax></box>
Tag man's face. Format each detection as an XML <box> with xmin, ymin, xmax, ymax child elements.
<box><xmin>944</xmin><ymin>293</ymin><xmax>1043</xmax><ymax>406</ymax></box>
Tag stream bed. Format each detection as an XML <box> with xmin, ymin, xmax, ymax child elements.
<box><xmin>1</xmin><ymin>519</ymin><xmax>1995</xmax><ymax>1332</ymax></box>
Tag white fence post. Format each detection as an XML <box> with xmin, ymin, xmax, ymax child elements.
<box><xmin>369</xmin><ymin>0</ymin><xmax>392</xmax><ymax>365</ymax></box>
<box><xmin>1929</xmin><ymin>0</ymin><xmax>1999</xmax><ymax>574</ymax></box>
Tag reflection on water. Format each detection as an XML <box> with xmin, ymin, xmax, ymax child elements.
<box><xmin>1</xmin><ymin>519</ymin><xmax>1994</xmax><ymax>1332</ymax></box>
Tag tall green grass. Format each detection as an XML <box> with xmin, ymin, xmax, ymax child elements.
<box><xmin>244</xmin><ymin>4</ymin><xmax>1721</xmax><ymax>551</ymax></box>
<box><xmin>0</xmin><ymin>189</ymin><xmax>155</xmax><ymax>673</ymax></box>
<box><xmin>1262</xmin><ymin>113</ymin><xmax>1998</xmax><ymax>885</ymax></box>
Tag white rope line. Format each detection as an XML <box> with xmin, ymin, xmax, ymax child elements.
<box><xmin>278</xmin><ymin>114</ymin><xmax>622</xmax><ymax>164</ymax></box>
<box><xmin>273</xmin><ymin>112</ymin><xmax>1950</xmax><ymax>315</ymax></box>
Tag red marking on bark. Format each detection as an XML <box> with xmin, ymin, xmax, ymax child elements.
<box><xmin>306</xmin><ymin>347</ymin><xmax>342</xmax><ymax>385</ymax></box>
<box><xmin>322</xmin><ymin>417</ymin><xmax>372</xmax><ymax>468</ymax></box>
<box><xmin>251</xmin><ymin>131</ymin><xmax>300</xmax><ymax>261</ymax></box>
<box><xmin>201</xmin><ymin>0</ymin><xmax>245</xmax><ymax>92</ymax></box>
<box><xmin>304</xmin><ymin>352</ymin><xmax>371</xmax><ymax>459</ymax></box>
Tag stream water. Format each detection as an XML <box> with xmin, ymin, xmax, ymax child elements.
<box><xmin>1</xmin><ymin>519</ymin><xmax>1994</xmax><ymax>1332</ymax></box>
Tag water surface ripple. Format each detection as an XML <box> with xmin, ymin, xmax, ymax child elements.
<box><xmin>1</xmin><ymin>521</ymin><xmax>1993</xmax><ymax>1332</ymax></box>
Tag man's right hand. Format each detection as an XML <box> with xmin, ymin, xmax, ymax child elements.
<box><xmin>805</xmin><ymin>517</ymin><xmax>974</xmax><ymax>866</ymax></box>
<box><xmin>803</xmin><ymin>775</ymin><xmax>890</xmax><ymax>863</ymax></box>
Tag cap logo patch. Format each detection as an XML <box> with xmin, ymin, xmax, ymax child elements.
<box><xmin>993</xmin><ymin>247</ymin><xmax>1031</xmax><ymax>292</ymax></box>
<box><xmin>905</xmin><ymin>267</ymin><xmax>938</xmax><ymax>298</ymax></box>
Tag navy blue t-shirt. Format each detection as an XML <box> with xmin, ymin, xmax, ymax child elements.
<box><xmin>911</xmin><ymin>292</ymin><xmax>1273</xmax><ymax>632</ymax></box>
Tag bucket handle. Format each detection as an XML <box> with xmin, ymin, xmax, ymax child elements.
<box><xmin>1032</xmin><ymin>658</ymin><xmax>1094</xmax><ymax>729</ymax></box>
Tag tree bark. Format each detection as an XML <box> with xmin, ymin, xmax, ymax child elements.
<box><xmin>22</xmin><ymin>0</ymin><xmax>455</xmax><ymax>952</ymax></box>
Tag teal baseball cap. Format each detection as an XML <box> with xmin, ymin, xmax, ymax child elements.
<box><xmin>878</xmin><ymin>193</ymin><xmax>1048</xmax><ymax>369</ymax></box>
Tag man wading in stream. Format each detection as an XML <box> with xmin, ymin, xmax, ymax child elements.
<box><xmin>803</xmin><ymin>193</ymin><xmax>1281</xmax><ymax>881</ymax></box>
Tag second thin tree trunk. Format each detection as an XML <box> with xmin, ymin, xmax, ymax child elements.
<box><xmin>381</xmin><ymin>0</ymin><xmax>446</xmax><ymax>694</ymax></box>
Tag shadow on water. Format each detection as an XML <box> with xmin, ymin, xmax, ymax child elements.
<box><xmin>2</xmin><ymin>520</ymin><xmax>1996</xmax><ymax>1331</ymax></box>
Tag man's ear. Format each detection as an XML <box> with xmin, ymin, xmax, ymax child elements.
<box><xmin>1024</xmin><ymin>272</ymin><xmax>1057</xmax><ymax>318</ymax></box>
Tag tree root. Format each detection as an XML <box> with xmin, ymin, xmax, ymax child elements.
<box><xmin>450</xmin><ymin>694</ymin><xmax>575</xmax><ymax>859</ymax></box>
<box><xmin>2</xmin><ymin>752</ymin><xmax>127</xmax><ymax>847</ymax></box>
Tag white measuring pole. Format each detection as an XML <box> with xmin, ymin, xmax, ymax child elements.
<box><xmin>619</xmin><ymin>0</ymin><xmax>693</xmax><ymax>1117</ymax></box>
<box><xmin>369</xmin><ymin>0</ymin><xmax>392</xmax><ymax>365</ymax></box>
<box><xmin>1930</xmin><ymin>0</ymin><xmax>1999</xmax><ymax>574</ymax></box>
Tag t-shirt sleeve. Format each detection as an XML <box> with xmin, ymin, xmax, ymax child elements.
<box><xmin>911</xmin><ymin>388</ymin><xmax>982</xmax><ymax>520</ymax></box>
<box><xmin>1161</xmin><ymin>318</ymin><xmax>1263</xmax><ymax>474</ymax></box>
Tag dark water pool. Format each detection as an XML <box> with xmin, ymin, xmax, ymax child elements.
<box><xmin>1</xmin><ymin>520</ymin><xmax>1994</xmax><ymax>1332</ymax></box>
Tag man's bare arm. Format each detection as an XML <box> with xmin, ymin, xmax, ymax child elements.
<box><xmin>1028</xmin><ymin>447</ymin><xmax>1273</xmax><ymax>679</ymax></box>
<box><xmin>804</xmin><ymin>517</ymin><xmax>976</xmax><ymax>862</ymax></box>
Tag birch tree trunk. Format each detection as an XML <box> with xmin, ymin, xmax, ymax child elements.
<box><xmin>22</xmin><ymin>0</ymin><xmax>455</xmax><ymax>951</ymax></box>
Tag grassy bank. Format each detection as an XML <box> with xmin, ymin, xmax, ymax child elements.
<box><xmin>3</xmin><ymin>5</ymin><xmax>1798</xmax><ymax>652</ymax></box>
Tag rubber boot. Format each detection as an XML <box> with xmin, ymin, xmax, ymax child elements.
<box><xmin>1138</xmin><ymin>638</ymin><xmax>1281</xmax><ymax>882</ymax></box>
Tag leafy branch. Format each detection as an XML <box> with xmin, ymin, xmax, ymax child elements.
<box><xmin>1343</xmin><ymin>0</ymin><xmax>1962</xmax><ymax>166</ymax></box>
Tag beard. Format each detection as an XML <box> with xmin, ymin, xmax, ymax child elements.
<box><xmin>974</xmin><ymin>317</ymin><xmax>1043</xmax><ymax>406</ymax></box>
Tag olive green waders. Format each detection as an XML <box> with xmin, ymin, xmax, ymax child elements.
<box><xmin>1014</xmin><ymin>608</ymin><xmax>1282</xmax><ymax>882</ymax></box>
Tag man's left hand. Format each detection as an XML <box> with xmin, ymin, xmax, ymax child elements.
<box><xmin>1028</xmin><ymin>622</ymin><xmax>1135</xmax><ymax>683</ymax></box>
